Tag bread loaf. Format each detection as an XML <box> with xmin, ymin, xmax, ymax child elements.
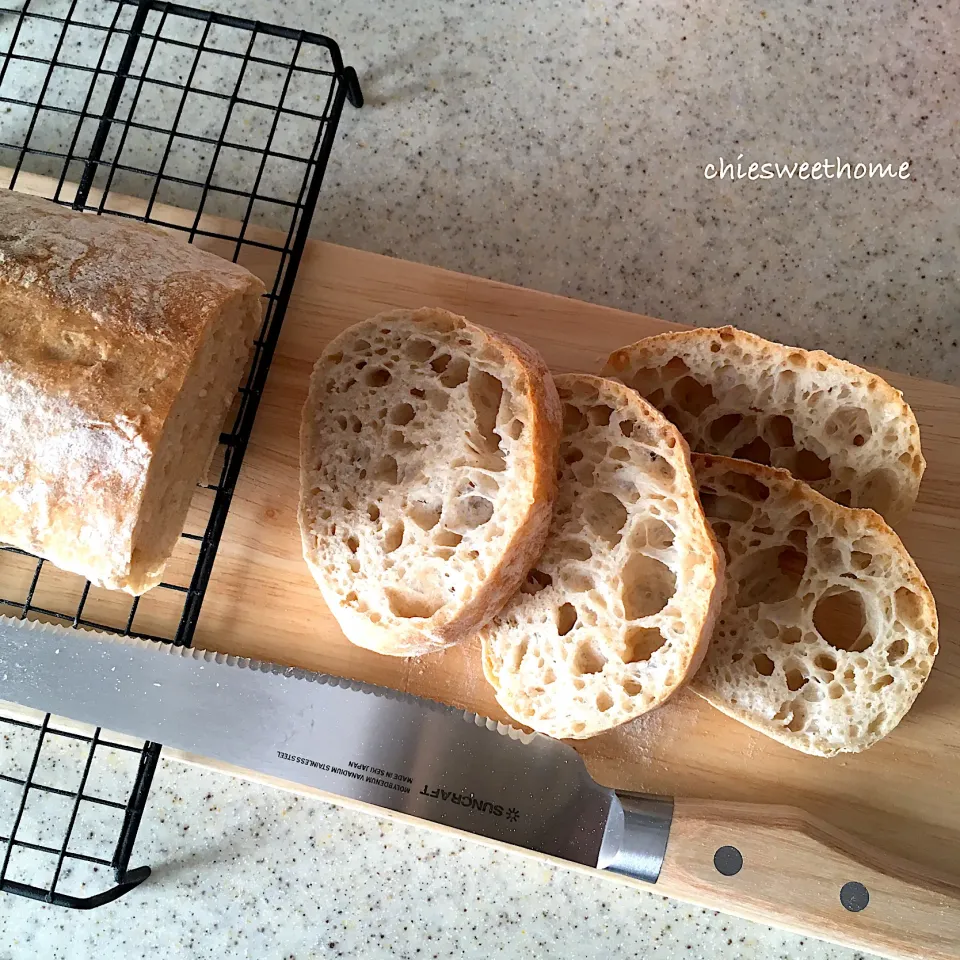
<box><xmin>603</xmin><ymin>326</ymin><xmax>924</xmax><ymax>524</ymax></box>
<box><xmin>480</xmin><ymin>374</ymin><xmax>724</xmax><ymax>739</ymax></box>
<box><xmin>299</xmin><ymin>307</ymin><xmax>562</xmax><ymax>657</ymax></box>
<box><xmin>692</xmin><ymin>454</ymin><xmax>938</xmax><ymax>756</ymax></box>
<box><xmin>0</xmin><ymin>191</ymin><xmax>264</xmax><ymax>594</ymax></box>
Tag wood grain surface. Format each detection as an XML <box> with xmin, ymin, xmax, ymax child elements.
<box><xmin>3</xmin><ymin>173</ymin><xmax>959</xmax><ymax>956</ymax></box>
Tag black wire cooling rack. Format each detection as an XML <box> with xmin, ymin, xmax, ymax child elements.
<box><xmin>0</xmin><ymin>0</ymin><xmax>361</xmax><ymax>908</ymax></box>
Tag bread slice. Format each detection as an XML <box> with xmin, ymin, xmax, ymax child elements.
<box><xmin>299</xmin><ymin>307</ymin><xmax>562</xmax><ymax>657</ymax></box>
<box><xmin>480</xmin><ymin>374</ymin><xmax>724</xmax><ymax>739</ymax></box>
<box><xmin>0</xmin><ymin>190</ymin><xmax>263</xmax><ymax>594</ymax></box>
<box><xmin>691</xmin><ymin>454</ymin><xmax>939</xmax><ymax>757</ymax></box>
<box><xmin>603</xmin><ymin>326</ymin><xmax>924</xmax><ymax>524</ymax></box>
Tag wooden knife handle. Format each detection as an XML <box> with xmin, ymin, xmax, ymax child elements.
<box><xmin>653</xmin><ymin>798</ymin><xmax>960</xmax><ymax>960</ymax></box>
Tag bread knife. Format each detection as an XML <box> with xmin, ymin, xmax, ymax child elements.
<box><xmin>1</xmin><ymin>615</ymin><xmax>957</xmax><ymax>960</ymax></box>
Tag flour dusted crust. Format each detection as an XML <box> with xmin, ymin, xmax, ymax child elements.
<box><xmin>692</xmin><ymin>454</ymin><xmax>938</xmax><ymax>757</ymax></box>
<box><xmin>0</xmin><ymin>191</ymin><xmax>264</xmax><ymax>593</ymax></box>
<box><xmin>603</xmin><ymin>326</ymin><xmax>924</xmax><ymax>524</ymax></box>
<box><xmin>299</xmin><ymin>307</ymin><xmax>562</xmax><ymax>657</ymax></box>
<box><xmin>480</xmin><ymin>375</ymin><xmax>724</xmax><ymax>740</ymax></box>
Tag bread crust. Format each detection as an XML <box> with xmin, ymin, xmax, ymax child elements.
<box><xmin>604</xmin><ymin>325</ymin><xmax>925</xmax><ymax>524</ymax></box>
<box><xmin>299</xmin><ymin>307</ymin><xmax>562</xmax><ymax>657</ymax></box>
<box><xmin>691</xmin><ymin>453</ymin><xmax>938</xmax><ymax>756</ymax></box>
<box><xmin>480</xmin><ymin>374</ymin><xmax>724</xmax><ymax>739</ymax></box>
<box><xmin>0</xmin><ymin>191</ymin><xmax>264</xmax><ymax>593</ymax></box>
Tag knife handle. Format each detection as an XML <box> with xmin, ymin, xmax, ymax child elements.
<box><xmin>650</xmin><ymin>798</ymin><xmax>960</xmax><ymax>960</ymax></box>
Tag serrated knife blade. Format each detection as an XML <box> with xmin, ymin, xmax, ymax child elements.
<box><xmin>0</xmin><ymin>616</ymin><xmax>672</xmax><ymax>882</ymax></box>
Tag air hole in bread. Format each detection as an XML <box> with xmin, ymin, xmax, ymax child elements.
<box><xmin>367</xmin><ymin>503</ymin><xmax>380</xmax><ymax>522</ymax></box>
<box><xmin>345</xmin><ymin>535</ymin><xmax>359</xmax><ymax>554</ymax></box>
<box><xmin>389</xmin><ymin>403</ymin><xmax>416</xmax><ymax>426</ymax></box>
<box><xmin>766</xmin><ymin>415</ymin><xmax>795</xmax><ymax>448</ymax></box>
<box><xmin>785</xmin><ymin>668</ymin><xmax>807</xmax><ymax>691</ymax></box>
<box><xmin>564</xmin><ymin>404</ymin><xmax>588</xmax><ymax>432</ymax></box>
<box><xmin>622</xmin><ymin>554</ymin><xmax>676</xmax><ymax>619</ymax></box>
<box><xmin>623</xmin><ymin>679</ymin><xmax>643</xmax><ymax>696</ymax></box>
<box><xmin>867</xmin><ymin>711</ymin><xmax>887</xmax><ymax>735</ymax></box>
<box><xmin>759</xmin><ymin>619</ymin><xmax>779</xmax><ymax>639</ymax></box>
<box><xmin>701</xmin><ymin>493</ymin><xmax>752</xmax><ymax>523</ymax></box>
<box><xmin>625</xmin><ymin>627</ymin><xmax>666</xmax><ymax>663</ymax></box>
<box><xmin>573</xmin><ymin>643</ymin><xmax>605</xmax><ymax>675</ymax></box>
<box><xmin>794</xmin><ymin>448</ymin><xmax>832</xmax><ymax>482</ymax></box>
<box><xmin>430</xmin><ymin>353</ymin><xmax>451</xmax><ymax>373</ymax></box>
<box><xmin>452</xmin><ymin>496</ymin><xmax>493</xmax><ymax>529</ymax></box>
<box><xmin>672</xmin><ymin>376</ymin><xmax>716</xmax><ymax>416</ymax></box>
<box><xmin>349</xmin><ymin>415</ymin><xmax>362</xmax><ymax>433</ymax></box>
<box><xmin>375</xmin><ymin>456</ymin><xmax>398</xmax><ymax>483</ymax></box>
<box><xmin>661</xmin><ymin>404</ymin><xmax>681</xmax><ymax>423</ymax></box>
<box><xmin>633</xmin><ymin>518</ymin><xmax>675</xmax><ymax>550</ymax></box>
<box><xmin>521</xmin><ymin>569</ymin><xmax>553</xmax><ymax>595</ymax></box>
<box><xmin>595</xmin><ymin>691</ymin><xmax>614</xmax><ymax>712</ymax></box>
<box><xmin>610</xmin><ymin>446</ymin><xmax>629</xmax><ymax>461</ymax></box>
<box><xmin>814</xmin><ymin>653</ymin><xmax>837</xmax><ymax>672</ymax></box>
<box><xmin>382</xmin><ymin>520</ymin><xmax>404</xmax><ymax>553</ymax></box>
<box><xmin>828</xmin><ymin>682</ymin><xmax>844</xmax><ymax>699</ymax></box>
<box><xmin>564</xmin><ymin>447</ymin><xmax>584</xmax><ymax>465</ymax></box>
<box><xmin>663</xmin><ymin>355</ymin><xmax>691</xmax><ymax>378</ymax></box>
<box><xmin>886</xmin><ymin>637</ymin><xmax>908</xmax><ymax>664</ymax></box>
<box><xmin>410</xmin><ymin>387</ymin><xmax>425</xmax><ymax>399</ymax></box>
<box><xmin>873</xmin><ymin>674</ymin><xmax>894</xmax><ymax>690</ymax></box>
<box><xmin>388</xmin><ymin>430</ymin><xmax>417</xmax><ymax>454</ymax></box>
<box><xmin>557</xmin><ymin>603</ymin><xmax>578</xmax><ymax>636</ymax></box>
<box><xmin>506</xmin><ymin>418</ymin><xmax>524</xmax><ymax>440</ymax></box>
<box><xmin>440</xmin><ymin>357</ymin><xmax>470</xmax><ymax>388</ymax></box>
<box><xmin>408</xmin><ymin>500</ymin><xmax>442</xmax><ymax>530</ymax></box>
<box><xmin>733</xmin><ymin>436</ymin><xmax>772</xmax><ymax>465</ymax></box>
<box><xmin>735</xmin><ymin>545</ymin><xmax>806</xmax><ymax>607</ymax></box>
<box><xmin>619</xmin><ymin>419</ymin><xmax>635</xmax><ymax>438</ymax></box>
<box><xmin>434</xmin><ymin>528</ymin><xmax>463</xmax><ymax>548</ymax></box>
<box><xmin>850</xmin><ymin>549</ymin><xmax>874</xmax><ymax>571</ymax></box>
<box><xmin>717</xmin><ymin>471</ymin><xmax>770</xmax><ymax>502</ymax></box>
<box><xmin>587</xmin><ymin>404</ymin><xmax>614</xmax><ymax>426</ymax></box>
<box><xmin>404</xmin><ymin>338</ymin><xmax>434</xmax><ymax>361</ymax></box>
<box><xmin>786</xmin><ymin>702</ymin><xmax>806</xmax><ymax>732</ymax></box>
<box><xmin>364</xmin><ymin>367</ymin><xmax>391</xmax><ymax>388</ymax></box>
<box><xmin>709</xmin><ymin>413</ymin><xmax>743</xmax><ymax>442</ymax></box>
<box><xmin>824</xmin><ymin>405</ymin><xmax>873</xmax><ymax>446</ymax></box>
<box><xmin>753</xmin><ymin>653</ymin><xmax>775</xmax><ymax>676</ymax></box>
<box><xmin>585</xmin><ymin>490</ymin><xmax>628</xmax><ymax>546</ymax></box>
<box><xmin>563</xmin><ymin>571</ymin><xmax>596</xmax><ymax>593</ymax></box>
<box><xmin>557</xmin><ymin>540</ymin><xmax>592</xmax><ymax>561</ymax></box>
<box><xmin>386</xmin><ymin>587</ymin><xmax>442</xmax><ymax>620</ymax></box>
<box><xmin>814</xmin><ymin>589</ymin><xmax>870</xmax><ymax>652</ymax></box>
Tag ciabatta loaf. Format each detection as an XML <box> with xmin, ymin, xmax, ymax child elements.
<box><xmin>692</xmin><ymin>454</ymin><xmax>938</xmax><ymax>756</ymax></box>
<box><xmin>0</xmin><ymin>191</ymin><xmax>263</xmax><ymax>594</ymax></box>
<box><xmin>480</xmin><ymin>374</ymin><xmax>723</xmax><ymax>739</ymax></box>
<box><xmin>603</xmin><ymin>326</ymin><xmax>924</xmax><ymax>524</ymax></box>
<box><xmin>299</xmin><ymin>308</ymin><xmax>562</xmax><ymax>657</ymax></box>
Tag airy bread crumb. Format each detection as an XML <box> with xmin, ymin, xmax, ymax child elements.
<box><xmin>299</xmin><ymin>307</ymin><xmax>562</xmax><ymax>657</ymax></box>
<box><xmin>691</xmin><ymin>454</ymin><xmax>939</xmax><ymax>757</ymax></box>
<box><xmin>480</xmin><ymin>374</ymin><xmax>724</xmax><ymax>739</ymax></box>
<box><xmin>603</xmin><ymin>326</ymin><xmax>924</xmax><ymax>524</ymax></box>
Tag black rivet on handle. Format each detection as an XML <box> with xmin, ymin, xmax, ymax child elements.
<box><xmin>713</xmin><ymin>845</ymin><xmax>743</xmax><ymax>876</ymax></box>
<box><xmin>840</xmin><ymin>881</ymin><xmax>869</xmax><ymax>912</ymax></box>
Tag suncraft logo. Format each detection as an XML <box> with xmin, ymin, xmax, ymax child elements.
<box><xmin>419</xmin><ymin>784</ymin><xmax>521</xmax><ymax>822</ymax></box>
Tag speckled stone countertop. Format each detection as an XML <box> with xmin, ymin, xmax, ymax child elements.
<box><xmin>1</xmin><ymin>0</ymin><xmax>955</xmax><ymax>957</ymax></box>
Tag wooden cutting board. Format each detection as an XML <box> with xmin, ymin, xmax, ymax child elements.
<box><xmin>2</xmin><ymin>176</ymin><xmax>958</xmax><ymax>956</ymax></box>
<box><xmin>193</xmin><ymin>239</ymin><xmax>960</xmax><ymax>869</ymax></box>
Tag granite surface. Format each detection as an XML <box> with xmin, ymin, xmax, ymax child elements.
<box><xmin>1</xmin><ymin>0</ymin><xmax>955</xmax><ymax>957</ymax></box>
